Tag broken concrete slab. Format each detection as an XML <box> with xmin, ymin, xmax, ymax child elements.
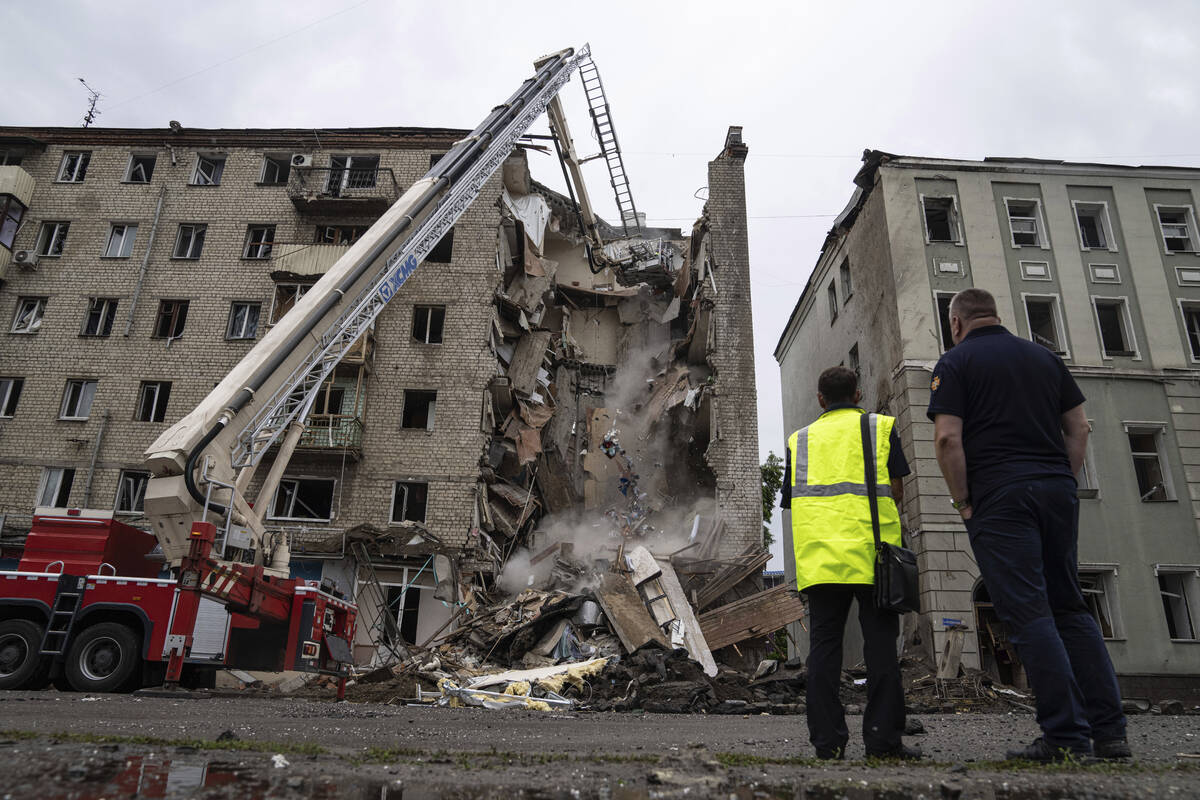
<box><xmin>594</xmin><ymin>571</ymin><xmax>669</xmax><ymax>652</ymax></box>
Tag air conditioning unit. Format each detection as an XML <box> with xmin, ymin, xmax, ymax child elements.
<box><xmin>291</xmin><ymin>154</ymin><xmax>314</xmax><ymax>168</ymax></box>
<box><xmin>12</xmin><ymin>250</ymin><xmax>38</xmax><ymax>269</ymax></box>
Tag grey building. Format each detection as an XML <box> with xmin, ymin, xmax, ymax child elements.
<box><xmin>775</xmin><ymin>151</ymin><xmax>1200</xmax><ymax>698</ymax></box>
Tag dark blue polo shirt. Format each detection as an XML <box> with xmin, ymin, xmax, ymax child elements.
<box><xmin>926</xmin><ymin>325</ymin><xmax>1084</xmax><ymax>504</ymax></box>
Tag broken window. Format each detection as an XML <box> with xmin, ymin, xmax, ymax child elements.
<box><xmin>390</xmin><ymin>481</ymin><xmax>428</xmax><ymax>524</ymax></box>
<box><xmin>260</xmin><ymin>156</ymin><xmax>291</xmax><ymax>185</ymax></box>
<box><xmin>270</xmin><ymin>477</ymin><xmax>335</xmax><ymax>521</ymax></box>
<box><xmin>1074</xmin><ymin>202</ymin><xmax>1112</xmax><ymax>250</ymax></box>
<box><xmin>1183</xmin><ymin>304</ymin><xmax>1200</xmax><ymax>361</ymax></box>
<box><xmin>173</xmin><ymin>224</ymin><xmax>206</xmax><ymax>259</ymax></box>
<box><xmin>849</xmin><ymin>342</ymin><xmax>860</xmax><ymax>378</ymax></box>
<box><xmin>125</xmin><ymin>154</ymin><xmax>156</xmax><ymax>183</ymax></box>
<box><xmin>839</xmin><ymin>257</ymin><xmax>852</xmax><ymax>301</ymax></box>
<box><xmin>1006</xmin><ymin>199</ymin><xmax>1044</xmax><ymax>247</ymax></box>
<box><xmin>191</xmin><ymin>154</ymin><xmax>225</xmax><ymax>186</ymax></box>
<box><xmin>1094</xmin><ymin>299</ymin><xmax>1135</xmax><ymax>357</ymax></box>
<box><xmin>243</xmin><ymin>224</ymin><xmax>276</xmax><ymax>259</ymax></box>
<box><xmin>0</xmin><ymin>194</ymin><xmax>25</xmax><ymax>250</ymax></box>
<box><xmin>0</xmin><ymin>377</ymin><xmax>23</xmax><ymax>417</ymax></box>
<box><xmin>311</xmin><ymin>383</ymin><xmax>345</xmax><ymax>417</ymax></box>
<box><xmin>11</xmin><ymin>297</ymin><xmax>46</xmax><ymax>334</ymax></box>
<box><xmin>1127</xmin><ymin>426</ymin><xmax>1172</xmax><ymax>502</ymax></box>
<box><xmin>36</xmin><ymin>467</ymin><xmax>75</xmax><ymax>507</ymax></box>
<box><xmin>57</xmin><ymin>151</ymin><xmax>90</xmax><ymax>182</ymax></box>
<box><xmin>1024</xmin><ymin>296</ymin><xmax>1065</xmax><ymax>354</ymax></box>
<box><xmin>104</xmin><ymin>223</ymin><xmax>138</xmax><ymax>258</ymax></box>
<box><xmin>1077</xmin><ymin>422</ymin><xmax>1099</xmax><ymax>499</ymax></box>
<box><xmin>426</xmin><ymin>228</ymin><xmax>454</xmax><ymax>263</ymax></box>
<box><xmin>1079</xmin><ymin>570</ymin><xmax>1119</xmax><ymax>639</ymax></box>
<box><xmin>270</xmin><ymin>283</ymin><xmax>313</xmax><ymax>324</ymax></box>
<box><xmin>1159</xmin><ymin>571</ymin><xmax>1198</xmax><ymax>640</ymax></box>
<box><xmin>922</xmin><ymin>196</ymin><xmax>959</xmax><ymax>243</ymax></box>
<box><xmin>1157</xmin><ymin>206</ymin><xmax>1198</xmax><ymax>253</ymax></box>
<box><xmin>60</xmin><ymin>379</ymin><xmax>97</xmax><ymax>420</ymax></box>
<box><xmin>227</xmin><ymin>302</ymin><xmax>260</xmax><ymax>340</ymax></box>
<box><xmin>412</xmin><ymin>305</ymin><xmax>445</xmax><ymax>344</ymax></box>
<box><xmin>153</xmin><ymin>300</ymin><xmax>189</xmax><ymax>339</ymax></box>
<box><xmin>115</xmin><ymin>470</ymin><xmax>150</xmax><ymax>514</ymax></box>
<box><xmin>36</xmin><ymin>221</ymin><xmax>69</xmax><ymax>256</ymax></box>
<box><xmin>402</xmin><ymin>390</ymin><xmax>437</xmax><ymax>430</ymax></box>
<box><xmin>328</xmin><ymin>155</ymin><xmax>379</xmax><ymax>193</ymax></box>
<box><xmin>827</xmin><ymin>282</ymin><xmax>838</xmax><ymax>323</ymax></box>
<box><xmin>82</xmin><ymin>297</ymin><xmax>117</xmax><ymax>337</ymax></box>
<box><xmin>135</xmin><ymin>381</ymin><xmax>171</xmax><ymax>422</ymax></box>
<box><xmin>316</xmin><ymin>225</ymin><xmax>368</xmax><ymax>244</ymax></box>
<box><xmin>935</xmin><ymin>293</ymin><xmax>955</xmax><ymax>352</ymax></box>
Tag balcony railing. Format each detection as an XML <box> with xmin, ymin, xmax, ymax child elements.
<box><xmin>272</xmin><ymin>242</ymin><xmax>353</xmax><ymax>277</ymax></box>
<box><xmin>287</xmin><ymin>167</ymin><xmax>399</xmax><ymax>216</ymax></box>
<box><xmin>297</xmin><ymin>414</ymin><xmax>364</xmax><ymax>455</ymax></box>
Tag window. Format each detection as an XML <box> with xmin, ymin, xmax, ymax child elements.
<box><xmin>316</xmin><ymin>225</ymin><xmax>368</xmax><ymax>244</ymax></box>
<box><xmin>1158</xmin><ymin>569</ymin><xmax>1198</xmax><ymax>640</ymax></box>
<box><xmin>0</xmin><ymin>377</ymin><xmax>23</xmax><ymax>417</ymax></box>
<box><xmin>153</xmin><ymin>300</ymin><xmax>189</xmax><ymax>339</ymax></box>
<box><xmin>243</xmin><ymin>225</ymin><xmax>276</xmax><ymax>259</ymax></box>
<box><xmin>173</xmin><ymin>224</ymin><xmax>206</xmax><ymax>259</ymax></box>
<box><xmin>839</xmin><ymin>258</ymin><xmax>853</xmax><ymax>301</ymax></box>
<box><xmin>81</xmin><ymin>297</ymin><xmax>117</xmax><ymax>337</ymax></box>
<box><xmin>125</xmin><ymin>154</ymin><xmax>156</xmax><ymax>183</ymax></box>
<box><xmin>269</xmin><ymin>477</ymin><xmax>335</xmax><ymax>521</ymax></box>
<box><xmin>935</xmin><ymin>293</ymin><xmax>955</xmax><ymax>352</ymax></box>
<box><xmin>1094</xmin><ymin>298</ymin><xmax>1136</xmax><ymax>357</ymax></box>
<box><xmin>412</xmin><ymin>305</ymin><xmax>445</xmax><ymax>344</ymax></box>
<box><xmin>848</xmin><ymin>343</ymin><xmax>860</xmax><ymax>378</ymax></box>
<box><xmin>0</xmin><ymin>150</ymin><xmax>24</xmax><ymax>166</ymax></box>
<box><xmin>1079</xmin><ymin>569</ymin><xmax>1122</xmax><ymax>639</ymax></box>
<box><xmin>1157</xmin><ymin>206</ymin><xmax>1198</xmax><ymax>253</ymax></box>
<box><xmin>1125</xmin><ymin>424</ymin><xmax>1173</xmax><ymax>502</ymax></box>
<box><xmin>36</xmin><ymin>221</ymin><xmax>70</xmax><ymax>256</ymax></box>
<box><xmin>827</xmin><ymin>282</ymin><xmax>838</xmax><ymax>323</ymax></box>
<box><xmin>191</xmin><ymin>154</ymin><xmax>226</xmax><ymax>186</ymax></box>
<box><xmin>226</xmin><ymin>302</ymin><xmax>260</xmax><ymax>340</ymax></box>
<box><xmin>402</xmin><ymin>390</ymin><xmax>437</xmax><ymax>430</ymax></box>
<box><xmin>1023</xmin><ymin>296</ymin><xmax>1066</xmax><ymax>355</ymax></box>
<box><xmin>921</xmin><ymin>196</ymin><xmax>960</xmax><ymax>243</ymax></box>
<box><xmin>311</xmin><ymin>383</ymin><xmax>345</xmax><ymax>416</ymax></box>
<box><xmin>11</xmin><ymin>297</ymin><xmax>46</xmax><ymax>334</ymax></box>
<box><xmin>36</xmin><ymin>467</ymin><xmax>75</xmax><ymax>507</ymax></box>
<box><xmin>57</xmin><ymin>151</ymin><xmax>90</xmax><ymax>182</ymax></box>
<box><xmin>1074</xmin><ymin>202</ymin><xmax>1114</xmax><ymax>250</ymax></box>
<box><xmin>1005</xmin><ymin>198</ymin><xmax>1045</xmax><ymax>248</ymax></box>
<box><xmin>60</xmin><ymin>379</ymin><xmax>97</xmax><ymax>420</ymax></box>
<box><xmin>270</xmin><ymin>283</ymin><xmax>313</xmax><ymax>324</ymax></box>
<box><xmin>103</xmin><ymin>223</ymin><xmax>138</xmax><ymax>258</ymax></box>
<box><xmin>260</xmin><ymin>156</ymin><xmax>291</xmax><ymax>185</ymax></box>
<box><xmin>0</xmin><ymin>195</ymin><xmax>26</xmax><ymax>250</ymax></box>
<box><xmin>1019</xmin><ymin>261</ymin><xmax>1051</xmax><ymax>281</ymax></box>
<box><xmin>426</xmin><ymin>228</ymin><xmax>454</xmax><ymax>263</ymax></box>
<box><xmin>115</xmin><ymin>470</ymin><xmax>150</xmax><ymax>514</ymax></box>
<box><xmin>1077</xmin><ymin>424</ymin><xmax>1099</xmax><ymax>499</ymax></box>
<box><xmin>390</xmin><ymin>481</ymin><xmax>428</xmax><ymax>524</ymax></box>
<box><xmin>135</xmin><ymin>381</ymin><xmax>171</xmax><ymax>422</ymax></box>
<box><xmin>1089</xmin><ymin>263</ymin><xmax>1121</xmax><ymax>284</ymax></box>
<box><xmin>1183</xmin><ymin>303</ymin><xmax>1200</xmax><ymax>361</ymax></box>
<box><xmin>327</xmin><ymin>155</ymin><xmax>379</xmax><ymax>193</ymax></box>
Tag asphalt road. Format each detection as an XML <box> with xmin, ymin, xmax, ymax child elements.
<box><xmin>0</xmin><ymin>691</ymin><xmax>1197</xmax><ymax>799</ymax></box>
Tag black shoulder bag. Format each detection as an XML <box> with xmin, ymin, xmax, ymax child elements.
<box><xmin>861</xmin><ymin>413</ymin><xmax>920</xmax><ymax>614</ymax></box>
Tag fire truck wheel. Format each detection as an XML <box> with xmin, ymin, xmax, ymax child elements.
<box><xmin>65</xmin><ymin>623</ymin><xmax>140</xmax><ymax>693</ymax></box>
<box><xmin>0</xmin><ymin>619</ymin><xmax>45</xmax><ymax>690</ymax></box>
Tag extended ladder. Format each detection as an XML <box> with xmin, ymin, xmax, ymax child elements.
<box><xmin>576</xmin><ymin>54</ymin><xmax>642</xmax><ymax>237</ymax></box>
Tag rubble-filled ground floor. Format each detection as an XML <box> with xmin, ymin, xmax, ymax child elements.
<box><xmin>1</xmin><ymin>692</ymin><xmax>1197</xmax><ymax>799</ymax></box>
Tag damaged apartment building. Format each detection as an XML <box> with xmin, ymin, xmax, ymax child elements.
<box><xmin>0</xmin><ymin>124</ymin><xmax>760</xmax><ymax>663</ymax></box>
<box><xmin>776</xmin><ymin>150</ymin><xmax>1200</xmax><ymax>698</ymax></box>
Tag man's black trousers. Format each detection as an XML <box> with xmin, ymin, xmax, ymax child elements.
<box><xmin>805</xmin><ymin>583</ymin><xmax>904</xmax><ymax>756</ymax></box>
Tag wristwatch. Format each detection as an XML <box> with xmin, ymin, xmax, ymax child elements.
<box><xmin>951</xmin><ymin>498</ymin><xmax>971</xmax><ymax>510</ymax></box>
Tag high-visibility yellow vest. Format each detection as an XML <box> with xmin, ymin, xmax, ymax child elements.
<box><xmin>789</xmin><ymin>408</ymin><xmax>901</xmax><ymax>591</ymax></box>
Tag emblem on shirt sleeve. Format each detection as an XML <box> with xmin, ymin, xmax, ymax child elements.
<box><xmin>931</xmin><ymin>376</ymin><xmax>941</xmax><ymax>392</ymax></box>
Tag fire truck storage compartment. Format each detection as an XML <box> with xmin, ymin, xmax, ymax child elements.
<box><xmin>227</xmin><ymin>616</ymin><xmax>290</xmax><ymax>672</ymax></box>
<box><xmin>22</xmin><ymin>510</ymin><xmax>160</xmax><ymax>578</ymax></box>
<box><xmin>188</xmin><ymin>598</ymin><xmax>232</xmax><ymax>660</ymax></box>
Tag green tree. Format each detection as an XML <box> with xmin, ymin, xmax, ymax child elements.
<box><xmin>761</xmin><ymin>451</ymin><xmax>784</xmax><ymax>549</ymax></box>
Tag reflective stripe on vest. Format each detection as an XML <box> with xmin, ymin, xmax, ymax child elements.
<box><xmin>790</xmin><ymin>413</ymin><xmax>892</xmax><ymax>498</ymax></box>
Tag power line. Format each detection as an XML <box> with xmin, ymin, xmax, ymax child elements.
<box><xmin>646</xmin><ymin>213</ymin><xmax>838</xmax><ymax>222</ymax></box>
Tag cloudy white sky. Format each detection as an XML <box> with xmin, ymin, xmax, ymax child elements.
<box><xmin>4</xmin><ymin>0</ymin><xmax>1200</xmax><ymax>566</ymax></box>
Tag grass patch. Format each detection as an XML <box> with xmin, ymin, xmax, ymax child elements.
<box><xmin>354</xmin><ymin>747</ymin><xmax>655</xmax><ymax>769</ymax></box>
<box><xmin>715</xmin><ymin>752</ymin><xmax>824</xmax><ymax>768</ymax></box>
<box><xmin>0</xmin><ymin>730</ymin><xmax>324</xmax><ymax>756</ymax></box>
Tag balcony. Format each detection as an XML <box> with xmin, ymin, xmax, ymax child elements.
<box><xmin>296</xmin><ymin>414</ymin><xmax>363</xmax><ymax>458</ymax></box>
<box><xmin>272</xmin><ymin>242</ymin><xmax>352</xmax><ymax>277</ymax></box>
<box><xmin>287</xmin><ymin>167</ymin><xmax>399</xmax><ymax>217</ymax></box>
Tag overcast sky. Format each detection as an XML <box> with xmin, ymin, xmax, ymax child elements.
<box><xmin>5</xmin><ymin>1</ymin><xmax>1200</xmax><ymax>567</ymax></box>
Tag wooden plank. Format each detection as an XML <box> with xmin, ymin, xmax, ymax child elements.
<box><xmin>693</xmin><ymin>545</ymin><xmax>771</xmax><ymax>611</ymax></box>
<box><xmin>938</xmin><ymin>626</ymin><xmax>966</xmax><ymax>679</ymax></box>
<box><xmin>698</xmin><ymin>584</ymin><xmax>807</xmax><ymax>650</ymax></box>
<box><xmin>594</xmin><ymin>572</ymin><xmax>668</xmax><ymax>653</ymax></box>
<box><xmin>627</xmin><ymin>546</ymin><xmax>717</xmax><ymax>677</ymax></box>
<box><xmin>507</xmin><ymin>331</ymin><xmax>552</xmax><ymax>395</ymax></box>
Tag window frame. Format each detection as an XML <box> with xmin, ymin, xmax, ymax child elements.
<box><xmin>11</xmin><ymin>297</ymin><xmax>47</xmax><ymax>334</ymax></box>
<box><xmin>35</xmin><ymin>221</ymin><xmax>70</xmax><ymax>257</ymax></box>
<box><xmin>839</xmin><ymin>257</ymin><xmax>853</xmax><ymax>303</ymax></box>
<box><xmin>919</xmin><ymin>194</ymin><xmax>963</xmax><ymax>245</ymax></box>
<box><xmin>268</xmin><ymin>476</ymin><xmax>336</xmax><ymax>522</ymax></box>
<box><xmin>934</xmin><ymin>291</ymin><xmax>956</xmax><ymax>353</ymax></box>
<box><xmin>1123</xmin><ymin>421</ymin><xmax>1175</xmax><ymax>502</ymax></box>
<box><xmin>81</xmin><ymin>297</ymin><xmax>118</xmax><ymax>337</ymax></box>
<box><xmin>190</xmin><ymin>154</ymin><xmax>226</xmax><ymax>186</ymax></box>
<box><xmin>152</xmin><ymin>300</ymin><xmax>189</xmax><ymax>340</ymax></box>
<box><xmin>124</xmin><ymin>154</ymin><xmax>156</xmax><ymax>184</ymax></box>
<box><xmin>1004</xmin><ymin>196</ymin><xmax>1049</xmax><ymax>249</ymax></box>
<box><xmin>36</xmin><ymin>466</ymin><xmax>75</xmax><ymax>508</ymax></box>
<box><xmin>1078</xmin><ymin>565</ymin><xmax>1124</xmax><ymax>639</ymax></box>
<box><xmin>269</xmin><ymin>282</ymin><xmax>314</xmax><ymax>324</ymax></box>
<box><xmin>59</xmin><ymin>379</ymin><xmax>97</xmax><ymax>421</ymax></box>
<box><xmin>1071</xmin><ymin>200</ymin><xmax>1117</xmax><ymax>252</ymax></box>
<box><xmin>0</xmin><ymin>377</ymin><xmax>23</xmax><ymax>418</ymax></box>
<box><xmin>0</xmin><ymin>194</ymin><xmax>26</xmax><ymax>250</ymax></box>
<box><xmin>1018</xmin><ymin>260</ymin><xmax>1052</xmax><ymax>281</ymax></box>
<box><xmin>1076</xmin><ymin>419</ymin><xmax>1100</xmax><ymax>499</ymax></box>
<box><xmin>259</xmin><ymin>155</ymin><xmax>291</xmax><ymax>185</ymax></box>
<box><xmin>401</xmin><ymin>389</ymin><xmax>437</xmax><ymax>431</ymax></box>
<box><xmin>242</xmin><ymin>224</ymin><xmax>276</xmax><ymax>259</ymax></box>
<box><xmin>56</xmin><ymin>151</ymin><xmax>91</xmax><ymax>183</ymax></box>
<box><xmin>226</xmin><ymin>302</ymin><xmax>261</xmax><ymax>341</ymax></box>
<box><xmin>389</xmin><ymin>480</ymin><xmax>429</xmax><ymax>525</ymax></box>
<box><xmin>1154</xmin><ymin>565</ymin><xmax>1200</xmax><ymax>641</ymax></box>
<box><xmin>114</xmin><ymin>470</ymin><xmax>151</xmax><ymax>515</ymax></box>
<box><xmin>135</xmin><ymin>381</ymin><xmax>171</xmax><ymax>423</ymax></box>
<box><xmin>103</xmin><ymin>223</ymin><xmax>138</xmax><ymax>258</ymax></box>
<box><xmin>827</xmin><ymin>282</ymin><xmax>838</xmax><ymax>324</ymax></box>
<box><xmin>411</xmin><ymin>305</ymin><xmax>445</xmax><ymax>345</ymax></box>
<box><xmin>1092</xmin><ymin>296</ymin><xmax>1140</xmax><ymax>359</ymax></box>
<box><xmin>1020</xmin><ymin>292</ymin><xmax>1069</xmax><ymax>357</ymax></box>
<box><xmin>172</xmin><ymin>224</ymin><xmax>207</xmax><ymax>259</ymax></box>
<box><xmin>1154</xmin><ymin>204</ymin><xmax>1200</xmax><ymax>254</ymax></box>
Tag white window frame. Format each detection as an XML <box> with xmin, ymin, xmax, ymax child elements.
<box><xmin>1088</xmin><ymin>263</ymin><xmax>1121</xmax><ymax>284</ymax></box>
<box><xmin>1154</xmin><ymin>204</ymin><xmax>1200</xmax><ymax>254</ymax></box>
<box><xmin>114</xmin><ymin>470</ymin><xmax>150</xmax><ymax>515</ymax></box>
<box><xmin>270</xmin><ymin>283</ymin><xmax>313</xmax><ymax>325</ymax></box>
<box><xmin>226</xmin><ymin>302</ymin><xmax>260</xmax><ymax>340</ymax></box>
<box><xmin>827</xmin><ymin>282</ymin><xmax>838</xmax><ymax>323</ymax></box>
<box><xmin>36</xmin><ymin>467</ymin><xmax>75</xmax><ymax>508</ymax></box>
<box><xmin>1021</xmin><ymin>292</ymin><xmax>1069</xmax><ymax>357</ymax></box>
<box><xmin>260</xmin><ymin>155</ymin><xmax>291</xmax><ymax>185</ymax></box>
<box><xmin>268</xmin><ymin>477</ymin><xmax>335</xmax><ymax>522</ymax></box>
<box><xmin>36</xmin><ymin>221</ymin><xmax>70</xmax><ymax>257</ymax></box>
<box><xmin>1077</xmin><ymin>419</ymin><xmax>1100</xmax><ymax>499</ymax></box>
<box><xmin>103</xmin><ymin>223</ymin><xmax>138</xmax><ymax>258</ymax></box>
<box><xmin>173</xmin><ymin>224</ymin><xmax>206</xmax><ymax>259</ymax></box>
<box><xmin>1018</xmin><ymin>260</ymin><xmax>1052</xmax><ymax>281</ymax></box>
<box><xmin>1071</xmin><ymin>200</ymin><xmax>1117</xmax><ymax>252</ymax></box>
<box><xmin>1078</xmin><ymin>565</ymin><xmax>1123</xmax><ymax>639</ymax></box>
<box><xmin>135</xmin><ymin>381</ymin><xmax>171</xmax><ymax>422</ymax></box>
<box><xmin>934</xmin><ymin>291</ymin><xmax>956</xmax><ymax>353</ymax></box>
<box><xmin>59</xmin><ymin>379</ymin><xmax>97</xmax><ymax>421</ymax></box>
<box><xmin>81</xmin><ymin>297</ymin><xmax>118</xmax><ymax>337</ymax></box>
<box><xmin>11</xmin><ymin>297</ymin><xmax>47</xmax><ymax>334</ymax></box>
<box><xmin>243</xmin><ymin>225</ymin><xmax>276</xmax><ymax>259</ymax></box>
<box><xmin>1153</xmin><ymin>565</ymin><xmax>1200</xmax><ymax>641</ymax></box>
<box><xmin>56</xmin><ymin>151</ymin><xmax>90</xmax><ymax>183</ymax></box>
<box><xmin>389</xmin><ymin>480</ymin><xmax>429</xmax><ymax>525</ymax></box>
<box><xmin>0</xmin><ymin>377</ymin><xmax>23</xmax><ymax>418</ymax></box>
<box><xmin>191</xmin><ymin>154</ymin><xmax>226</xmax><ymax>186</ymax></box>
<box><xmin>1004</xmin><ymin>196</ymin><xmax>1049</xmax><ymax>249</ymax></box>
<box><xmin>1092</xmin><ymin>296</ymin><xmax>1140</xmax><ymax>360</ymax></box>
<box><xmin>1122</xmin><ymin>421</ymin><xmax>1175</xmax><ymax>502</ymax></box>
<box><xmin>919</xmin><ymin>194</ymin><xmax>963</xmax><ymax>245</ymax></box>
<box><xmin>125</xmin><ymin>154</ymin><xmax>156</xmax><ymax>184</ymax></box>
<box><xmin>411</xmin><ymin>305</ymin><xmax>445</xmax><ymax>345</ymax></box>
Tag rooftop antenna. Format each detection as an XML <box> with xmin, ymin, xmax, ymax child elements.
<box><xmin>79</xmin><ymin>78</ymin><xmax>102</xmax><ymax>128</ymax></box>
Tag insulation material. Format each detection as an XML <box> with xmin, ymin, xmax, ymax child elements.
<box><xmin>502</xmin><ymin>188</ymin><xmax>551</xmax><ymax>254</ymax></box>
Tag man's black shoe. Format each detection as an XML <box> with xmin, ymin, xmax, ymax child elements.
<box><xmin>865</xmin><ymin>743</ymin><xmax>924</xmax><ymax>760</ymax></box>
<box><xmin>1004</xmin><ymin>737</ymin><xmax>1093</xmax><ymax>763</ymax></box>
<box><xmin>1093</xmin><ymin>738</ymin><xmax>1132</xmax><ymax>760</ymax></box>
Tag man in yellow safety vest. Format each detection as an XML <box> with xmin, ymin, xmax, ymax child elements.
<box><xmin>783</xmin><ymin>366</ymin><xmax>921</xmax><ymax>760</ymax></box>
